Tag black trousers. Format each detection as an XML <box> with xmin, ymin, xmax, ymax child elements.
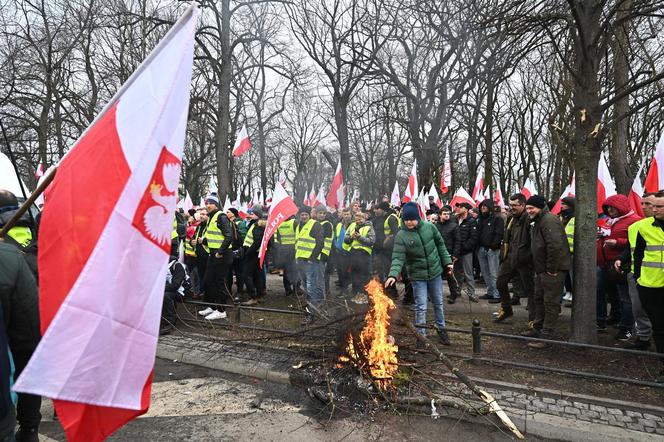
<box><xmin>13</xmin><ymin>351</ymin><xmax>42</xmax><ymax>429</ymax></box>
<box><xmin>497</xmin><ymin>261</ymin><xmax>534</xmax><ymax>318</ymax></box>
<box><xmin>638</xmin><ymin>285</ymin><xmax>664</xmax><ymax>366</ymax></box>
<box><xmin>335</xmin><ymin>249</ymin><xmax>351</xmax><ymax>289</ymax></box>
<box><xmin>204</xmin><ymin>251</ymin><xmax>233</xmax><ymax>309</ymax></box>
<box><xmin>243</xmin><ymin>253</ymin><xmax>265</xmax><ymax>298</ymax></box>
<box><xmin>350</xmin><ymin>249</ymin><xmax>371</xmax><ymax>294</ymax></box>
<box><xmin>196</xmin><ymin>248</ymin><xmax>209</xmax><ymax>294</ymax></box>
<box><xmin>376</xmin><ymin>249</ymin><xmax>397</xmax><ymax>297</ymax></box>
<box><xmin>162</xmin><ymin>290</ymin><xmax>181</xmax><ymax>325</ymax></box>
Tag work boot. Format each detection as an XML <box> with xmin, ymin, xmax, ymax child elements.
<box><xmin>493</xmin><ymin>307</ymin><xmax>514</xmax><ymax>323</ymax></box>
<box><xmin>520</xmin><ymin>328</ymin><xmax>540</xmax><ymax>337</ymax></box>
<box><xmin>15</xmin><ymin>427</ymin><xmax>39</xmax><ymax>442</ymax></box>
<box><xmin>437</xmin><ymin>328</ymin><xmax>451</xmax><ymax>346</ymax></box>
<box><xmin>625</xmin><ymin>339</ymin><xmax>650</xmax><ymax>350</ymax></box>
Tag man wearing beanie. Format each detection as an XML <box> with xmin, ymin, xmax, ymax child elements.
<box><xmin>523</xmin><ymin>194</ymin><xmax>571</xmax><ymax>347</ymax></box>
<box><xmin>373</xmin><ymin>201</ymin><xmax>399</xmax><ymax>295</ymax></box>
<box><xmin>454</xmin><ymin>202</ymin><xmax>479</xmax><ymax>302</ymax></box>
<box><xmin>386</xmin><ymin>202</ymin><xmax>454</xmax><ymax>345</ymax></box>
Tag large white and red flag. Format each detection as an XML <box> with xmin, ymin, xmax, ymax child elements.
<box><xmin>551</xmin><ymin>184</ymin><xmax>573</xmax><ymax>215</ymax></box>
<box><xmin>232</xmin><ymin>124</ymin><xmax>251</xmax><ymax>157</ymax></box>
<box><xmin>390</xmin><ymin>181</ymin><xmax>400</xmax><ymax>206</ymax></box>
<box><xmin>35</xmin><ymin>163</ymin><xmax>44</xmax><ymax>179</ymax></box>
<box><xmin>471</xmin><ymin>175</ymin><xmax>484</xmax><ymax>203</ymax></box>
<box><xmin>403</xmin><ymin>160</ymin><xmax>418</xmax><ymax>203</ymax></box>
<box><xmin>494</xmin><ymin>187</ymin><xmax>505</xmax><ymax>208</ymax></box>
<box><xmin>259</xmin><ymin>182</ymin><xmax>298</xmax><ymax>267</ymax></box>
<box><xmin>316</xmin><ymin>183</ymin><xmax>326</xmax><ymax>209</ymax></box>
<box><xmin>628</xmin><ymin>164</ymin><xmax>645</xmax><ymax>217</ymax></box>
<box><xmin>440</xmin><ymin>150</ymin><xmax>452</xmax><ymax>194</ymax></box>
<box><xmin>308</xmin><ymin>185</ymin><xmax>318</xmax><ymax>207</ymax></box>
<box><xmin>644</xmin><ymin>132</ymin><xmax>664</xmax><ymax>193</ymax></box>
<box><xmin>520</xmin><ymin>178</ymin><xmax>537</xmax><ymax>199</ymax></box>
<box><xmin>450</xmin><ymin>187</ymin><xmax>476</xmax><ymax>208</ymax></box>
<box><xmin>177</xmin><ymin>190</ymin><xmax>194</xmax><ymax>213</ymax></box>
<box><xmin>13</xmin><ymin>6</ymin><xmax>198</xmax><ymax>441</ymax></box>
<box><xmin>326</xmin><ymin>160</ymin><xmax>345</xmax><ymax>209</ymax></box>
<box><xmin>428</xmin><ymin>183</ymin><xmax>441</xmax><ymax>208</ymax></box>
<box><xmin>597</xmin><ymin>152</ymin><xmax>617</xmax><ymax>212</ymax></box>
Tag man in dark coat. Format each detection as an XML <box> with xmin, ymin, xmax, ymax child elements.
<box><xmin>476</xmin><ymin>199</ymin><xmax>504</xmax><ymax>301</ymax></box>
<box><xmin>522</xmin><ymin>195</ymin><xmax>571</xmax><ymax>347</ymax></box>
<box><xmin>455</xmin><ymin>202</ymin><xmax>479</xmax><ymax>302</ymax></box>
<box><xmin>436</xmin><ymin>205</ymin><xmax>462</xmax><ymax>302</ymax></box>
<box><xmin>494</xmin><ymin>193</ymin><xmax>535</xmax><ymax>322</ymax></box>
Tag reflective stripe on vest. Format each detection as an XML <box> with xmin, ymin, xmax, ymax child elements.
<box><xmin>6</xmin><ymin>226</ymin><xmax>32</xmax><ymax>248</ymax></box>
<box><xmin>184</xmin><ymin>229</ymin><xmax>196</xmax><ymax>256</ymax></box>
<box><xmin>171</xmin><ymin>217</ymin><xmax>179</xmax><ymax>240</ymax></box>
<box><xmin>636</xmin><ymin>219</ymin><xmax>664</xmax><ymax>288</ymax></box>
<box><xmin>320</xmin><ymin>220</ymin><xmax>333</xmax><ymax>257</ymax></box>
<box><xmin>335</xmin><ymin>223</ymin><xmax>351</xmax><ymax>251</ymax></box>
<box><xmin>276</xmin><ymin>219</ymin><xmax>296</xmax><ymax>245</ymax></box>
<box><xmin>296</xmin><ymin>219</ymin><xmax>319</xmax><ymax>260</ymax></box>
<box><xmin>347</xmin><ymin>222</ymin><xmax>372</xmax><ymax>254</ymax></box>
<box><xmin>205</xmin><ymin>211</ymin><xmax>225</xmax><ymax>250</ymax></box>
<box><xmin>244</xmin><ymin>224</ymin><xmax>256</xmax><ymax>248</ymax></box>
<box><xmin>384</xmin><ymin>213</ymin><xmax>398</xmax><ymax>236</ymax></box>
<box><xmin>564</xmin><ymin>217</ymin><xmax>574</xmax><ymax>254</ymax></box>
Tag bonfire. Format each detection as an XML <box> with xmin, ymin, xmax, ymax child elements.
<box><xmin>337</xmin><ymin>279</ymin><xmax>399</xmax><ymax>390</ymax></box>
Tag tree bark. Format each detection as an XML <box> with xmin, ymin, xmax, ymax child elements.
<box><xmin>215</xmin><ymin>0</ymin><xmax>232</xmax><ymax>201</ymax></box>
<box><xmin>484</xmin><ymin>77</ymin><xmax>496</xmax><ymax>196</ymax></box>
<box><xmin>333</xmin><ymin>92</ymin><xmax>351</xmax><ymax>185</ymax></box>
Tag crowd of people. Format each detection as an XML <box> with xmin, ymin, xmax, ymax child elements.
<box><xmin>163</xmin><ymin>188</ymin><xmax>663</xmax><ymax>383</ymax></box>
<box><xmin>0</xmin><ymin>182</ymin><xmax>662</xmax><ymax>440</ymax></box>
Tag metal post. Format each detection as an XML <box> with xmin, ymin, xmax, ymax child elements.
<box><xmin>472</xmin><ymin>319</ymin><xmax>481</xmax><ymax>357</ymax></box>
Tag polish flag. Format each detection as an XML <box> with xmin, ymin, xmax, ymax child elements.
<box><xmin>428</xmin><ymin>183</ymin><xmax>441</xmax><ymax>208</ymax></box>
<box><xmin>326</xmin><ymin>160</ymin><xmax>345</xmax><ymax>209</ymax></box>
<box><xmin>416</xmin><ymin>189</ymin><xmax>428</xmax><ymax>219</ymax></box>
<box><xmin>628</xmin><ymin>164</ymin><xmax>644</xmax><ymax>217</ymax></box>
<box><xmin>440</xmin><ymin>151</ymin><xmax>452</xmax><ymax>194</ymax></box>
<box><xmin>178</xmin><ymin>190</ymin><xmax>194</xmax><ymax>213</ymax></box>
<box><xmin>308</xmin><ymin>185</ymin><xmax>318</xmax><ymax>207</ymax></box>
<box><xmin>259</xmin><ymin>182</ymin><xmax>298</xmax><ymax>268</ymax></box>
<box><xmin>35</xmin><ymin>163</ymin><xmax>45</xmax><ymax>179</ymax></box>
<box><xmin>644</xmin><ymin>132</ymin><xmax>664</xmax><ymax>193</ymax></box>
<box><xmin>239</xmin><ymin>202</ymin><xmax>249</xmax><ymax>220</ymax></box>
<box><xmin>390</xmin><ymin>181</ymin><xmax>400</xmax><ymax>207</ymax></box>
<box><xmin>232</xmin><ymin>124</ymin><xmax>251</xmax><ymax>157</ymax></box>
<box><xmin>551</xmin><ymin>184</ymin><xmax>572</xmax><ymax>215</ymax></box>
<box><xmin>403</xmin><ymin>160</ymin><xmax>418</xmax><ymax>203</ymax></box>
<box><xmin>494</xmin><ymin>187</ymin><xmax>505</xmax><ymax>208</ymax></box>
<box><xmin>316</xmin><ymin>183</ymin><xmax>326</xmax><ymax>209</ymax></box>
<box><xmin>521</xmin><ymin>178</ymin><xmax>537</xmax><ymax>199</ymax></box>
<box><xmin>471</xmin><ymin>175</ymin><xmax>484</xmax><ymax>203</ymax></box>
<box><xmin>597</xmin><ymin>152</ymin><xmax>617</xmax><ymax>212</ymax></box>
<box><xmin>482</xmin><ymin>186</ymin><xmax>491</xmax><ymax>201</ymax></box>
<box><xmin>13</xmin><ymin>7</ymin><xmax>198</xmax><ymax>442</ymax></box>
<box><xmin>450</xmin><ymin>187</ymin><xmax>476</xmax><ymax>208</ymax></box>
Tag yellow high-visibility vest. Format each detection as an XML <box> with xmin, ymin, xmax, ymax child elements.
<box><xmin>335</xmin><ymin>223</ymin><xmax>352</xmax><ymax>252</ymax></box>
<box><xmin>204</xmin><ymin>211</ymin><xmax>225</xmax><ymax>250</ymax></box>
<box><xmin>295</xmin><ymin>219</ymin><xmax>320</xmax><ymax>260</ymax></box>
<box><xmin>384</xmin><ymin>213</ymin><xmax>398</xmax><ymax>236</ymax></box>
<box><xmin>6</xmin><ymin>226</ymin><xmax>32</xmax><ymax>248</ymax></box>
<box><xmin>565</xmin><ymin>217</ymin><xmax>575</xmax><ymax>253</ymax></box>
<box><xmin>275</xmin><ymin>219</ymin><xmax>296</xmax><ymax>245</ymax></box>
<box><xmin>244</xmin><ymin>223</ymin><xmax>256</xmax><ymax>247</ymax></box>
<box><xmin>347</xmin><ymin>222</ymin><xmax>372</xmax><ymax>254</ymax></box>
<box><xmin>320</xmin><ymin>220</ymin><xmax>333</xmax><ymax>257</ymax></box>
<box><xmin>635</xmin><ymin>218</ymin><xmax>664</xmax><ymax>288</ymax></box>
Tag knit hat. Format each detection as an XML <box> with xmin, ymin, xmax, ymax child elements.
<box><xmin>314</xmin><ymin>204</ymin><xmax>328</xmax><ymax>213</ymax></box>
<box><xmin>227</xmin><ymin>207</ymin><xmax>239</xmax><ymax>217</ymax></box>
<box><xmin>250</xmin><ymin>205</ymin><xmax>264</xmax><ymax>218</ymax></box>
<box><xmin>205</xmin><ymin>195</ymin><xmax>219</xmax><ymax>206</ymax></box>
<box><xmin>561</xmin><ymin>197</ymin><xmax>575</xmax><ymax>209</ymax></box>
<box><xmin>299</xmin><ymin>205</ymin><xmax>311</xmax><ymax>214</ymax></box>
<box><xmin>401</xmin><ymin>202</ymin><xmax>420</xmax><ymax>221</ymax></box>
<box><xmin>455</xmin><ymin>202</ymin><xmax>473</xmax><ymax>210</ymax></box>
<box><xmin>441</xmin><ymin>205</ymin><xmax>452</xmax><ymax>213</ymax></box>
<box><xmin>526</xmin><ymin>195</ymin><xmax>547</xmax><ymax>209</ymax></box>
<box><xmin>377</xmin><ymin>201</ymin><xmax>390</xmax><ymax>211</ymax></box>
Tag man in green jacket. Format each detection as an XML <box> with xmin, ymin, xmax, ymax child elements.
<box><xmin>523</xmin><ymin>195</ymin><xmax>571</xmax><ymax>347</ymax></box>
<box><xmin>385</xmin><ymin>202</ymin><xmax>454</xmax><ymax>345</ymax></box>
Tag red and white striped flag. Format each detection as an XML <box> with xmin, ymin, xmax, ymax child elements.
<box><xmin>259</xmin><ymin>182</ymin><xmax>298</xmax><ymax>267</ymax></box>
<box><xmin>471</xmin><ymin>175</ymin><xmax>484</xmax><ymax>203</ymax></box>
<box><xmin>628</xmin><ymin>164</ymin><xmax>644</xmax><ymax>217</ymax></box>
<box><xmin>14</xmin><ymin>7</ymin><xmax>198</xmax><ymax>441</ymax></box>
<box><xmin>597</xmin><ymin>153</ymin><xmax>617</xmax><ymax>212</ymax></box>
<box><xmin>390</xmin><ymin>181</ymin><xmax>400</xmax><ymax>207</ymax></box>
<box><xmin>450</xmin><ymin>186</ymin><xmax>476</xmax><ymax>208</ymax></box>
<box><xmin>520</xmin><ymin>178</ymin><xmax>537</xmax><ymax>199</ymax></box>
<box><xmin>494</xmin><ymin>187</ymin><xmax>505</xmax><ymax>208</ymax></box>
<box><xmin>644</xmin><ymin>132</ymin><xmax>664</xmax><ymax>193</ymax></box>
<box><xmin>440</xmin><ymin>150</ymin><xmax>452</xmax><ymax>194</ymax></box>
<box><xmin>326</xmin><ymin>160</ymin><xmax>345</xmax><ymax>209</ymax></box>
<box><xmin>35</xmin><ymin>163</ymin><xmax>44</xmax><ymax>179</ymax></box>
<box><xmin>232</xmin><ymin>124</ymin><xmax>251</xmax><ymax>157</ymax></box>
<box><xmin>403</xmin><ymin>160</ymin><xmax>418</xmax><ymax>203</ymax></box>
<box><xmin>428</xmin><ymin>183</ymin><xmax>441</xmax><ymax>208</ymax></box>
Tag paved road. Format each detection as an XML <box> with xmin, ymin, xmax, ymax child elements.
<box><xmin>37</xmin><ymin>358</ymin><xmax>547</xmax><ymax>441</ymax></box>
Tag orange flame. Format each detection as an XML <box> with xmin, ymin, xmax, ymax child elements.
<box><xmin>337</xmin><ymin>279</ymin><xmax>399</xmax><ymax>390</ymax></box>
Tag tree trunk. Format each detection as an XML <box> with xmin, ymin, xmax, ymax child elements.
<box><xmin>333</xmin><ymin>92</ymin><xmax>351</xmax><ymax>184</ymax></box>
<box><xmin>215</xmin><ymin>0</ymin><xmax>232</xmax><ymax>200</ymax></box>
<box><xmin>484</xmin><ymin>77</ymin><xmax>496</xmax><ymax>196</ymax></box>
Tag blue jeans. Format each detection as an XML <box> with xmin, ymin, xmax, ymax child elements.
<box><xmin>298</xmin><ymin>260</ymin><xmax>325</xmax><ymax>310</ymax></box>
<box><xmin>477</xmin><ymin>247</ymin><xmax>499</xmax><ymax>298</ymax></box>
<box><xmin>411</xmin><ymin>276</ymin><xmax>445</xmax><ymax>336</ymax></box>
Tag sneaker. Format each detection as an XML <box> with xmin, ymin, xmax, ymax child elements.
<box><xmin>614</xmin><ymin>330</ymin><xmax>632</xmax><ymax>341</ymax></box>
<box><xmin>493</xmin><ymin>308</ymin><xmax>514</xmax><ymax>323</ymax></box>
<box><xmin>198</xmin><ymin>307</ymin><xmax>214</xmax><ymax>316</ymax></box>
<box><xmin>437</xmin><ymin>328</ymin><xmax>451</xmax><ymax>346</ymax></box>
<box><xmin>562</xmin><ymin>292</ymin><xmax>572</xmax><ymax>302</ymax></box>
<box><xmin>15</xmin><ymin>427</ymin><xmax>39</xmax><ymax>442</ymax></box>
<box><xmin>468</xmin><ymin>294</ymin><xmax>479</xmax><ymax>303</ymax></box>
<box><xmin>204</xmin><ymin>310</ymin><xmax>227</xmax><ymax>320</ymax></box>
<box><xmin>625</xmin><ymin>339</ymin><xmax>650</xmax><ymax>350</ymax></box>
<box><xmin>520</xmin><ymin>328</ymin><xmax>540</xmax><ymax>337</ymax></box>
<box><xmin>488</xmin><ymin>297</ymin><xmax>501</xmax><ymax>304</ymax></box>
<box><xmin>510</xmin><ymin>297</ymin><xmax>521</xmax><ymax>306</ymax></box>
<box><xmin>241</xmin><ymin>299</ymin><xmax>259</xmax><ymax>306</ymax></box>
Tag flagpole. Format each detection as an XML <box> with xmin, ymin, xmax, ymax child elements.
<box><xmin>0</xmin><ymin>3</ymin><xmax>198</xmax><ymax>238</ymax></box>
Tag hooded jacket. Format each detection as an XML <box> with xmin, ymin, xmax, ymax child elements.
<box><xmin>530</xmin><ymin>207</ymin><xmax>571</xmax><ymax>273</ymax></box>
<box><xmin>477</xmin><ymin>199</ymin><xmax>504</xmax><ymax>250</ymax></box>
<box><xmin>597</xmin><ymin>194</ymin><xmax>641</xmax><ymax>265</ymax></box>
<box><xmin>389</xmin><ymin>221</ymin><xmax>452</xmax><ymax>281</ymax></box>
<box><xmin>436</xmin><ymin>218</ymin><xmax>461</xmax><ymax>259</ymax></box>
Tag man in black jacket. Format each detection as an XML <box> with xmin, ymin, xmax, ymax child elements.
<box><xmin>242</xmin><ymin>207</ymin><xmax>267</xmax><ymax>306</ymax></box>
<box><xmin>455</xmin><ymin>202</ymin><xmax>479</xmax><ymax>302</ymax></box>
<box><xmin>161</xmin><ymin>255</ymin><xmax>187</xmax><ymax>335</ymax></box>
<box><xmin>494</xmin><ymin>194</ymin><xmax>535</xmax><ymax>322</ymax></box>
<box><xmin>0</xmin><ymin>242</ymin><xmax>41</xmax><ymax>442</ymax></box>
<box><xmin>477</xmin><ymin>199</ymin><xmax>504</xmax><ymax>301</ymax></box>
<box><xmin>437</xmin><ymin>206</ymin><xmax>462</xmax><ymax>302</ymax></box>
